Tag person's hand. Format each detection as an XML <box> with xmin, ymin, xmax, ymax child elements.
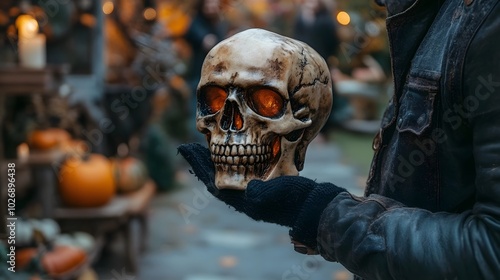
<box><xmin>178</xmin><ymin>143</ymin><xmax>346</xmax><ymax>252</ymax></box>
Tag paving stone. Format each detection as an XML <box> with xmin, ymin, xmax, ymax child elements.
<box><xmin>98</xmin><ymin>140</ymin><xmax>357</xmax><ymax>280</ymax></box>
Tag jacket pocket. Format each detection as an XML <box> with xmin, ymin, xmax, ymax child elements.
<box><xmin>396</xmin><ymin>71</ymin><xmax>440</xmax><ymax>135</ymax></box>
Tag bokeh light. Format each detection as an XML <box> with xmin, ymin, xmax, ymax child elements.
<box><xmin>337</xmin><ymin>11</ymin><xmax>351</xmax><ymax>26</ymax></box>
<box><xmin>143</xmin><ymin>7</ymin><xmax>157</xmax><ymax>21</ymax></box>
<box><xmin>102</xmin><ymin>1</ymin><xmax>114</xmax><ymax>15</ymax></box>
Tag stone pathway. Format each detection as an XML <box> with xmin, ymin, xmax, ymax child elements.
<box><xmin>98</xmin><ymin>139</ymin><xmax>362</xmax><ymax>280</ymax></box>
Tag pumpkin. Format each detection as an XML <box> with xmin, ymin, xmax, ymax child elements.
<box><xmin>28</xmin><ymin>128</ymin><xmax>71</xmax><ymax>150</ymax></box>
<box><xmin>112</xmin><ymin>157</ymin><xmax>149</xmax><ymax>193</ymax></box>
<box><xmin>41</xmin><ymin>246</ymin><xmax>87</xmax><ymax>278</ymax></box>
<box><xmin>17</xmin><ymin>247</ymin><xmax>38</xmax><ymax>270</ymax></box>
<box><xmin>59</xmin><ymin>154</ymin><xmax>116</xmax><ymax>207</ymax></box>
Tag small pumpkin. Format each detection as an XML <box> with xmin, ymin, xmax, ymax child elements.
<box><xmin>28</xmin><ymin>128</ymin><xmax>71</xmax><ymax>150</ymax></box>
<box><xmin>59</xmin><ymin>154</ymin><xmax>116</xmax><ymax>207</ymax></box>
<box><xmin>112</xmin><ymin>157</ymin><xmax>149</xmax><ymax>193</ymax></box>
<box><xmin>16</xmin><ymin>247</ymin><xmax>38</xmax><ymax>270</ymax></box>
<box><xmin>42</xmin><ymin>246</ymin><xmax>87</xmax><ymax>278</ymax></box>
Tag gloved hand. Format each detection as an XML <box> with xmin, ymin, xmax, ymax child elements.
<box><xmin>178</xmin><ymin>143</ymin><xmax>347</xmax><ymax>252</ymax></box>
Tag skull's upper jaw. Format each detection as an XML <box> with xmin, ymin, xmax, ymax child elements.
<box><xmin>207</xmin><ymin>127</ymin><xmax>306</xmax><ymax>190</ymax></box>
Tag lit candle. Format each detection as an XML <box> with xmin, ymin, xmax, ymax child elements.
<box><xmin>16</xmin><ymin>15</ymin><xmax>46</xmax><ymax>69</ymax></box>
<box><xmin>17</xmin><ymin>143</ymin><xmax>30</xmax><ymax>162</ymax></box>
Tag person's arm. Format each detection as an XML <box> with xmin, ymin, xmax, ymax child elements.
<box><xmin>317</xmin><ymin>11</ymin><xmax>500</xmax><ymax>280</ymax></box>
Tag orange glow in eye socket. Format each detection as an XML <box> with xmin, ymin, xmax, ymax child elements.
<box><xmin>272</xmin><ymin>137</ymin><xmax>280</xmax><ymax>157</ymax></box>
<box><xmin>203</xmin><ymin>86</ymin><xmax>227</xmax><ymax>114</ymax></box>
<box><xmin>233</xmin><ymin>110</ymin><xmax>243</xmax><ymax>130</ymax></box>
<box><xmin>250</xmin><ymin>88</ymin><xmax>284</xmax><ymax>118</ymax></box>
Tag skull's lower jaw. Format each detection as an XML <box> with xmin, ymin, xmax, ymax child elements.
<box><xmin>210</xmin><ymin>137</ymin><xmax>281</xmax><ymax>189</ymax></box>
<box><xmin>214</xmin><ymin>172</ymin><xmax>248</xmax><ymax>190</ymax></box>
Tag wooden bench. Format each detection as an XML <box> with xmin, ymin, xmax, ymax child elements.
<box><xmin>54</xmin><ymin>180</ymin><xmax>156</xmax><ymax>273</ymax></box>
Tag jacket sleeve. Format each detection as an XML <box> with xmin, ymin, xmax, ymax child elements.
<box><xmin>316</xmin><ymin>8</ymin><xmax>500</xmax><ymax>280</ymax></box>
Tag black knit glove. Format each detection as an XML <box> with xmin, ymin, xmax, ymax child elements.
<box><xmin>178</xmin><ymin>143</ymin><xmax>347</xmax><ymax>252</ymax></box>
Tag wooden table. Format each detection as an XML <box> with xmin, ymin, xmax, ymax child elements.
<box><xmin>54</xmin><ymin>180</ymin><xmax>156</xmax><ymax>272</ymax></box>
<box><xmin>0</xmin><ymin>65</ymin><xmax>69</xmax><ymax>238</ymax></box>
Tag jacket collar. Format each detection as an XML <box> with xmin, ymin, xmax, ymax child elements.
<box><xmin>377</xmin><ymin>0</ymin><xmax>423</xmax><ymax>16</ymax></box>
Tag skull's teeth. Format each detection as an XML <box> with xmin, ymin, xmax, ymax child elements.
<box><xmin>211</xmin><ymin>144</ymin><xmax>270</xmax><ymax>156</ymax></box>
<box><xmin>212</xmin><ymin>155</ymin><xmax>267</xmax><ymax>164</ymax></box>
<box><xmin>210</xmin><ymin>144</ymin><xmax>273</xmax><ymax>167</ymax></box>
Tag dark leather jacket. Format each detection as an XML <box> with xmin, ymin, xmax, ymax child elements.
<box><xmin>316</xmin><ymin>0</ymin><xmax>500</xmax><ymax>279</ymax></box>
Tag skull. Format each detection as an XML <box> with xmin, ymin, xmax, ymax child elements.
<box><xmin>196</xmin><ymin>28</ymin><xmax>332</xmax><ymax>190</ymax></box>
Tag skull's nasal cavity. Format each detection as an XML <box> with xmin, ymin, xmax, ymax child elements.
<box><xmin>220</xmin><ymin>101</ymin><xmax>244</xmax><ymax>131</ymax></box>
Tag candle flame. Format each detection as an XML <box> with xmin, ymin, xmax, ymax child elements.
<box><xmin>16</xmin><ymin>15</ymin><xmax>38</xmax><ymax>38</ymax></box>
<box><xmin>17</xmin><ymin>143</ymin><xmax>30</xmax><ymax>160</ymax></box>
<box><xmin>16</xmin><ymin>15</ymin><xmax>39</xmax><ymax>39</ymax></box>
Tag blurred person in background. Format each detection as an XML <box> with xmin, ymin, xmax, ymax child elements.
<box><xmin>293</xmin><ymin>0</ymin><xmax>339</xmax><ymax>66</ymax></box>
<box><xmin>180</xmin><ymin>0</ymin><xmax>500</xmax><ymax>279</ymax></box>
<box><xmin>292</xmin><ymin>0</ymin><xmax>341</xmax><ymax>139</ymax></box>
<box><xmin>183</xmin><ymin>0</ymin><xmax>227</xmax><ymax>143</ymax></box>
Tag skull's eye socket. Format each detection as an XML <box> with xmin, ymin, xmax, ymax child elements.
<box><xmin>249</xmin><ymin>88</ymin><xmax>284</xmax><ymax>118</ymax></box>
<box><xmin>200</xmin><ymin>86</ymin><xmax>228</xmax><ymax>114</ymax></box>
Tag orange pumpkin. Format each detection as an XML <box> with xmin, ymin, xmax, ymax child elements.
<box><xmin>42</xmin><ymin>246</ymin><xmax>87</xmax><ymax>278</ymax></box>
<box><xmin>28</xmin><ymin>128</ymin><xmax>71</xmax><ymax>150</ymax></box>
<box><xmin>112</xmin><ymin>157</ymin><xmax>149</xmax><ymax>193</ymax></box>
<box><xmin>17</xmin><ymin>247</ymin><xmax>38</xmax><ymax>269</ymax></box>
<box><xmin>59</xmin><ymin>154</ymin><xmax>116</xmax><ymax>207</ymax></box>
<box><xmin>13</xmin><ymin>246</ymin><xmax>87</xmax><ymax>277</ymax></box>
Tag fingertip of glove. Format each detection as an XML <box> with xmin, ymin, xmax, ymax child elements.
<box><xmin>178</xmin><ymin>143</ymin><xmax>211</xmax><ymax>160</ymax></box>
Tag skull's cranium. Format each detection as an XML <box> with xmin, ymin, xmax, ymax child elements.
<box><xmin>196</xmin><ymin>28</ymin><xmax>332</xmax><ymax>190</ymax></box>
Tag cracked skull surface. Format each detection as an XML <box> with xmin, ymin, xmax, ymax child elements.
<box><xmin>196</xmin><ymin>28</ymin><xmax>333</xmax><ymax>190</ymax></box>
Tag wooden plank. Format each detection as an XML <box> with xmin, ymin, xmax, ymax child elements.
<box><xmin>54</xmin><ymin>198</ymin><xmax>130</xmax><ymax>219</ymax></box>
<box><xmin>0</xmin><ymin>85</ymin><xmax>57</xmax><ymax>95</ymax></box>
<box><xmin>0</xmin><ymin>65</ymin><xmax>70</xmax><ymax>96</ymax></box>
<box><xmin>54</xmin><ymin>180</ymin><xmax>156</xmax><ymax>219</ymax></box>
<box><xmin>123</xmin><ymin>180</ymin><xmax>156</xmax><ymax>215</ymax></box>
<box><xmin>0</xmin><ymin>70</ymin><xmax>52</xmax><ymax>85</ymax></box>
<box><xmin>26</xmin><ymin>150</ymin><xmax>67</xmax><ymax>166</ymax></box>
